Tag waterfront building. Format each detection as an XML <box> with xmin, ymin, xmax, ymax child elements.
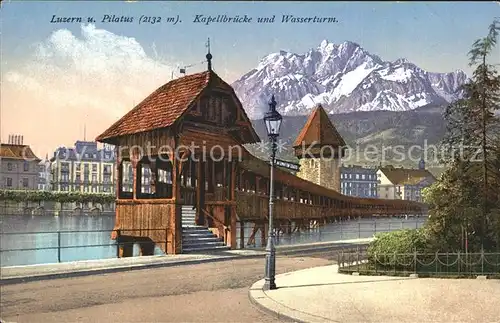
<box><xmin>340</xmin><ymin>165</ymin><xmax>378</xmax><ymax>198</ymax></box>
<box><xmin>50</xmin><ymin>140</ymin><xmax>119</xmax><ymax>193</ymax></box>
<box><xmin>0</xmin><ymin>135</ymin><xmax>41</xmax><ymax>190</ymax></box>
<box><xmin>377</xmin><ymin>159</ymin><xmax>435</xmax><ymax>202</ymax></box>
<box><xmin>37</xmin><ymin>154</ymin><xmax>51</xmax><ymax>190</ymax></box>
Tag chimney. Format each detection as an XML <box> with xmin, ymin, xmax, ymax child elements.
<box><xmin>8</xmin><ymin>134</ymin><xmax>11</xmax><ymax>144</ymax></box>
<box><xmin>13</xmin><ymin>135</ymin><xmax>18</xmax><ymax>145</ymax></box>
<box><xmin>21</xmin><ymin>135</ymin><xmax>24</xmax><ymax>145</ymax></box>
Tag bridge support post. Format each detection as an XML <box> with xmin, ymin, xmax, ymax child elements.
<box><xmin>239</xmin><ymin>222</ymin><xmax>245</xmax><ymax>249</ymax></box>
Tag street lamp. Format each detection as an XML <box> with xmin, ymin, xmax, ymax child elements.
<box><xmin>263</xmin><ymin>94</ymin><xmax>282</xmax><ymax>291</ymax></box>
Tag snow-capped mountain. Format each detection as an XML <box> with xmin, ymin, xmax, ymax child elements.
<box><xmin>232</xmin><ymin>40</ymin><xmax>468</xmax><ymax>119</ymax></box>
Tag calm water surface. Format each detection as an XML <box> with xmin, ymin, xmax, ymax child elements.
<box><xmin>1</xmin><ymin>214</ymin><xmax>427</xmax><ymax>266</ymax></box>
<box><xmin>1</xmin><ymin>214</ymin><xmax>121</xmax><ymax>266</ymax></box>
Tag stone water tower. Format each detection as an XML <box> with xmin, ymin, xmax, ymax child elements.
<box><xmin>293</xmin><ymin>105</ymin><xmax>347</xmax><ymax>193</ymax></box>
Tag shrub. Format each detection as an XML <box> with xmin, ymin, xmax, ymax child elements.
<box><xmin>0</xmin><ymin>189</ymin><xmax>115</xmax><ymax>204</ymax></box>
<box><xmin>367</xmin><ymin>229</ymin><xmax>428</xmax><ymax>268</ymax></box>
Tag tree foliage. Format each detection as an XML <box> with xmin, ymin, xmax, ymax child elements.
<box><xmin>428</xmin><ymin>19</ymin><xmax>500</xmax><ymax>252</ymax></box>
<box><xmin>0</xmin><ymin>189</ymin><xmax>116</xmax><ymax>204</ymax></box>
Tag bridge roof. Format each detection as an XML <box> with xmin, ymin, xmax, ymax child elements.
<box><xmin>293</xmin><ymin>105</ymin><xmax>346</xmax><ymax>148</ymax></box>
<box><xmin>240</xmin><ymin>147</ymin><xmax>426</xmax><ymax>210</ymax></box>
<box><xmin>96</xmin><ymin>70</ymin><xmax>259</xmax><ymax>144</ymax></box>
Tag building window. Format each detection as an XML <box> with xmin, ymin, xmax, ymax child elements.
<box><xmin>6</xmin><ymin>177</ymin><xmax>12</xmax><ymax>187</ymax></box>
<box><xmin>7</xmin><ymin>163</ymin><xmax>12</xmax><ymax>171</ymax></box>
<box><xmin>22</xmin><ymin>178</ymin><xmax>29</xmax><ymax>188</ymax></box>
<box><xmin>361</xmin><ymin>174</ymin><xmax>365</xmax><ymax>180</ymax></box>
<box><xmin>207</xmin><ymin>97</ymin><xmax>216</xmax><ymax>122</ymax></box>
<box><xmin>92</xmin><ymin>164</ymin><xmax>97</xmax><ymax>172</ymax></box>
<box><xmin>92</xmin><ymin>174</ymin><xmax>97</xmax><ymax>183</ymax></box>
<box><xmin>76</xmin><ymin>163</ymin><xmax>81</xmax><ymax>171</ymax></box>
<box><xmin>76</xmin><ymin>174</ymin><xmax>81</xmax><ymax>183</ymax></box>
<box><xmin>61</xmin><ymin>162</ymin><xmax>69</xmax><ymax>172</ymax></box>
<box><xmin>23</xmin><ymin>162</ymin><xmax>29</xmax><ymax>172</ymax></box>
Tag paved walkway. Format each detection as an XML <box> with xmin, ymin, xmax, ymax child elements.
<box><xmin>250</xmin><ymin>265</ymin><xmax>500</xmax><ymax>323</ymax></box>
<box><xmin>0</xmin><ymin>238</ymin><xmax>372</xmax><ymax>284</ymax></box>
<box><xmin>1</xmin><ymin>256</ymin><xmax>333</xmax><ymax>323</ymax></box>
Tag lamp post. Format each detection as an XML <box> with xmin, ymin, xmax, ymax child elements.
<box><xmin>263</xmin><ymin>94</ymin><xmax>282</xmax><ymax>291</ymax></box>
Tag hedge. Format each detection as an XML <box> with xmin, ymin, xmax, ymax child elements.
<box><xmin>367</xmin><ymin>229</ymin><xmax>429</xmax><ymax>266</ymax></box>
<box><xmin>0</xmin><ymin>189</ymin><xmax>116</xmax><ymax>204</ymax></box>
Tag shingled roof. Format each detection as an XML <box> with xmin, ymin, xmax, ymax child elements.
<box><xmin>379</xmin><ymin>166</ymin><xmax>436</xmax><ymax>185</ymax></box>
<box><xmin>0</xmin><ymin>144</ymin><xmax>40</xmax><ymax>161</ymax></box>
<box><xmin>293</xmin><ymin>104</ymin><xmax>346</xmax><ymax>148</ymax></box>
<box><xmin>96</xmin><ymin>70</ymin><xmax>217</xmax><ymax>143</ymax></box>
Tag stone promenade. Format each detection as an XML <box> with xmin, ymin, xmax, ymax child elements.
<box><xmin>250</xmin><ymin>265</ymin><xmax>500</xmax><ymax>323</ymax></box>
<box><xmin>1</xmin><ymin>238</ymin><xmax>372</xmax><ymax>285</ymax></box>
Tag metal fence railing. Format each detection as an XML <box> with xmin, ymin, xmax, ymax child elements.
<box><xmin>0</xmin><ymin>228</ymin><xmax>169</xmax><ymax>266</ymax></box>
<box><xmin>1</xmin><ymin>218</ymin><xmax>427</xmax><ymax>266</ymax></box>
<box><xmin>236</xmin><ymin>218</ymin><xmax>427</xmax><ymax>249</ymax></box>
<box><xmin>338</xmin><ymin>250</ymin><xmax>500</xmax><ymax>277</ymax></box>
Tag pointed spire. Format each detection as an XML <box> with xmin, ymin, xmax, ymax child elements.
<box><xmin>269</xmin><ymin>94</ymin><xmax>277</xmax><ymax>111</ymax></box>
<box><xmin>206</xmin><ymin>38</ymin><xmax>212</xmax><ymax>71</ymax></box>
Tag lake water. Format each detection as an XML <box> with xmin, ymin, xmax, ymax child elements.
<box><xmin>237</xmin><ymin>216</ymin><xmax>427</xmax><ymax>248</ymax></box>
<box><xmin>0</xmin><ymin>214</ymin><xmax>427</xmax><ymax>267</ymax></box>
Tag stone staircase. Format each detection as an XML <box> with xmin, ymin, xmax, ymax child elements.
<box><xmin>181</xmin><ymin>205</ymin><xmax>230</xmax><ymax>253</ymax></box>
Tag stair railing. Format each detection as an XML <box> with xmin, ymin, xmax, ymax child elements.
<box><xmin>201</xmin><ymin>207</ymin><xmax>229</xmax><ymax>244</ymax></box>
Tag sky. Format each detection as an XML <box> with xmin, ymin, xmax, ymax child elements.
<box><xmin>1</xmin><ymin>1</ymin><xmax>499</xmax><ymax>158</ymax></box>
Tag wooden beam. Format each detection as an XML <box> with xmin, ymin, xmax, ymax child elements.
<box><xmin>231</xmin><ymin>161</ymin><xmax>236</xmax><ymax>200</ymax></box>
<box><xmin>239</xmin><ymin>221</ymin><xmax>245</xmax><ymax>249</ymax></box>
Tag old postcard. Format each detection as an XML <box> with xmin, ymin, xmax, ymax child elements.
<box><xmin>1</xmin><ymin>2</ymin><xmax>499</xmax><ymax>322</ymax></box>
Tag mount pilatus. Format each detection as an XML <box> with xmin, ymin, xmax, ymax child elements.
<box><xmin>232</xmin><ymin>40</ymin><xmax>468</xmax><ymax>119</ymax></box>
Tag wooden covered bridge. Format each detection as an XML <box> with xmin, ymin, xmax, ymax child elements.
<box><xmin>96</xmin><ymin>53</ymin><xmax>427</xmax><ymax>256</ymax></box>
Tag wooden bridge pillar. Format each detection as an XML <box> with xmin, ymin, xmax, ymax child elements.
<box><xmin>229</xmin><ymin>206</ymin><xmax>237</xmax><ymax>249</ymax></box>
<box><xmin>239</xmin><ymin>221</ymin><xmax>245</xmax><ymax>249</ymax></box>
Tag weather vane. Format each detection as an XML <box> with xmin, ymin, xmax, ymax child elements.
<box><xmin>177</xmin><ymin>38</ymin><xmax>213</xmax><ymax>76</ymax></box>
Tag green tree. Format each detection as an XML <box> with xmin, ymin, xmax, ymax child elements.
<box><xmin>428</xmin><ymin>19</ymin><xmax>500</xmax><ymax>252</ymax></box>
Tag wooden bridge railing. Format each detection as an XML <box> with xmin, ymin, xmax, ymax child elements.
<box><xmin>236</xmin><ymin>191</ymin><xmax>328</xmax><ymax>221</ymax></box>
<box><xmin>235</xmin><ymin>190</ymin><xmax>425</xmax><ymax>221</ymax></box>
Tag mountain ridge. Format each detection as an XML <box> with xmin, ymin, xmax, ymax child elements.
<box><xmin>232</xmin><ymin>40</ymin><xmax>467</xmax><ymax>119</ymax></box>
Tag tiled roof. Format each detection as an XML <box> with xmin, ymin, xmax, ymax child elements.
<box><xmin>379</xmin><ymin>166</ymin><xmax>436</xmax><ymax>185</ymax></box>
<box><xmin>0</xmin><ymin>144</ymin><xmax>40</xmax><ymax>161</ymax></box>
<box><xmin>96</xmin><ymin>71</ymin><xmax>212</xmax><ymax>142</ymax></box>
<box><xmin>293</xmin><ymin>104</ymin><xmax>346</xmax><ymax>148</ymax></box>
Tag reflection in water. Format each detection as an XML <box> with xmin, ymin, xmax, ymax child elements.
<box><xmin>1</xmin><ymin>214</ymin><xmax>427</xmax><ymax>267</ymax></box>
